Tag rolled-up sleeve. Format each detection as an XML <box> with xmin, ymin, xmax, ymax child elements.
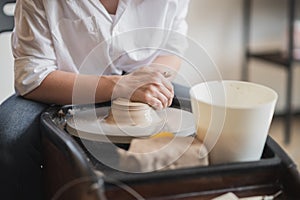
<box><xmin>163</xmin><ymin>0</ymin><xmax>190</xmax><ymax>55</ymax></box>
<box><xmin>173</xmin><ymin>0</ymin><xmax>190</xmax><ymax>36</ymax></box>
<box><xmin>12</xmin><ymin>0</ymin><xmax>57</xmax><ymax>96</ymax></box>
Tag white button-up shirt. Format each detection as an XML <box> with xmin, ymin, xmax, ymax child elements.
<box><xmin>12</xmin><ymin>0</ymin><xmax>190</xmax><ymax>95</ymax></box>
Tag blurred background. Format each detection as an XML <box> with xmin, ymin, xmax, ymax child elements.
<box><xmin>1</xmin><ymin>0</ymin><xmax>299</xmax><ymax>166</ymax></box>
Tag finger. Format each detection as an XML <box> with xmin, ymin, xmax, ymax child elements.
<box><xmin>131</xmin><ymin>90</ymin><xmax>163</xmax><ymax>110</ymax></box>
<box><xmin>158</xmin><ymin>74</ymin><xmax>174</xmax><ymax>95</ymax></box>
<box><xmin>149</xmin><ymin>71</ymin><xmax>173</xmax><ymax>91</ymax></box>
<box><xmin>155</xmin><ymin>83</ymin><xmax>173</xmax><ymax>107</ymax></box>
<box><xmin>147</xmin><ymin>96</ymin><xmax>163</xmax><ymax>110</ymax></box>
<box><xmin>152</xmin><ymin>89</ymin><xmax>169</xmax><ymax>108</ymax></box>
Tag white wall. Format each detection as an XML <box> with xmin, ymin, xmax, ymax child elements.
<box><xmin>0</xmin><ymin>3</ymin><xmax>14</xmax><ymax>104</ymax></box>
<box><xmin>0</xmin><ymin>32</ymin><xmax>14</xmax><ymax>104</ymax></box>
<box><xmin>186</xmin><ymin>0</ymin><xmax>300</xmax><ymax>112</ymax></box>
<box><xmin>1</xmin><ymin>0</ymin><xmax>300</xmax><ymax>111</ymax></box>
<box><xmin>186</xmin><ymin>0</ymin><xmax>243</xmax><ymax>80</ymax></box>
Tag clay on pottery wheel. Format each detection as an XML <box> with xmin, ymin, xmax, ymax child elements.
<box><xmin>105</xmin><ymin>98</ymin><xmax>161</xmax><ymax>126</ymax></box>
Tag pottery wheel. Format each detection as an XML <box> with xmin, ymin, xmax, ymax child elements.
<box><xmin>66</xmin><ymin>107</ymin><xmax>196</xmax><ymax>143</ymax></box>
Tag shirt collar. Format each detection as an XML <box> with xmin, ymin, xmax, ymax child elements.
<box><xmin>113</xmin><ymin>0</ymin><xmax>129</xmax><ymax>26</ymax></box>
<box><xmin>89</xmin><ymin>0</ymin><xmax>129</xmax><ymax>24</ymax></box>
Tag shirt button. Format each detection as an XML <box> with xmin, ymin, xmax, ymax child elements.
<box><xmin>90</xmin><ymin>26</ymin><xmax>96</xmax><ymax>32</ymax></box>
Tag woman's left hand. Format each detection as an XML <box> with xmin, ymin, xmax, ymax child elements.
<box><xmin>112</xmin><ymin>67</ymin><xmax>174</xmax><ymax>110</ymax></box>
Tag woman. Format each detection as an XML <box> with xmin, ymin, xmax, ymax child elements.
<box><xmin>0</xmin><ymin>0</ymin><xmax>190</xmax><ymax>199</ymax></box>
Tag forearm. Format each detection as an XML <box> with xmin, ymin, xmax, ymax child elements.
<box><xmin>151</xmin><ymin>55</ymin><xmax>181</xmax><ymax>79</ymax></box>
<box><xmin>24</xmin><ymin>70</ymin><xmax>120</xmax><ymax>105</ymax></box>
<box><xmin>23</xmin><ymin>56</ymin><xmax>181</xmax><ymax>106</ymax></box>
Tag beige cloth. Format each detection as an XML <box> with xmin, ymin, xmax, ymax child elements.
<box><xmin>118</xmin><ymin>136</ymin><xmax>209</xmax><ymax>172</ymax></box>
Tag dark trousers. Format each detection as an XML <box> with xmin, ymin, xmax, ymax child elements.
<box><xmin>0</xmin><ymin>94</ymin><xmax>49</xmax><ymax>200</ymax></box>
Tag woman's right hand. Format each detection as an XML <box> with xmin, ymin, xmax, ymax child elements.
<box><xmin>113</xmin><ymin>67</ymin><xmax>174</xmax><ymax>110</ymax></box>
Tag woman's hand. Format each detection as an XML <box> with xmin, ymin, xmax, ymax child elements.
<box><xmin>113</xmin><ymin>67</ymin><xmax>174</xmax><ymax>110</ymax></box>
